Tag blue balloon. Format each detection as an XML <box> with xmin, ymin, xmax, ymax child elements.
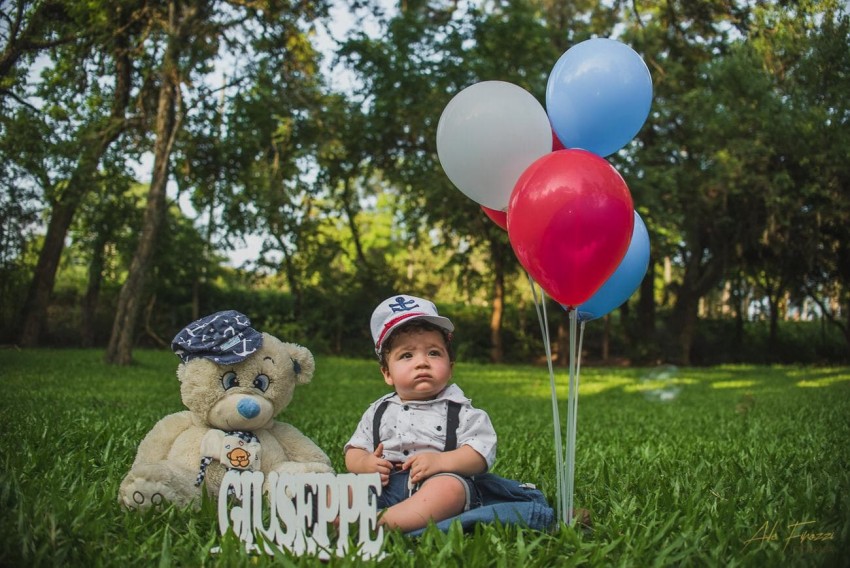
<box><xmin>573</xmin><ymin>211</ymin><xmax>650</xmax><ymax>322</ymax></box>
<box><xmin>546</xmin><ymin>38</ymin><xmax>653</xmax><ymax>157</ymax></box>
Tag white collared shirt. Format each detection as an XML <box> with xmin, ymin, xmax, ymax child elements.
<box><xmin>344</xmin><ymin>383</ymin><xmax>497</xmax><ymax>468</ymax></box>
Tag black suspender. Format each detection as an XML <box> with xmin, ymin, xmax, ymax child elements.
<box><xmin>372</xmin><ymin>399</ymin><xmax>462</xmax><ymax>452</ymax></box>
<box><xmin>372</xmin><ymin>399</ymin><xmax>391</xmax><ymax>451</ymax></box>
<box><xmin>444</xmin><ymin>400</ymin><xmax>462</xmax><ymax>451</ymax></box>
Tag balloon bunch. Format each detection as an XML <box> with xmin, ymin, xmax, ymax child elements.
<box><xmin>437</xmin><ymin>37</ymin><xmax>652</xmax><ymax>316</ymax></box>
<box><xmin>437</xmin><ymin>38</ymin><xmax>653</xmax><ymax>525</ymax></box>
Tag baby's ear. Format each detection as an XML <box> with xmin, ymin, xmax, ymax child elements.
<box><xmin>287</xmin><ymin>343</ymin><xmax>315</xmax><ymax>385</ymax></box>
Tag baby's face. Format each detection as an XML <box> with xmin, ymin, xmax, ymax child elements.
<box><xmin>380</xmin><ymin>329</ymin><xmax>453</xmax><ymax>401</ymax></box>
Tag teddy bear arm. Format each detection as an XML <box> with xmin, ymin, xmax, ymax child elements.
<box><xmin>269</xmin><ymin>422</ymin><xmax>333</xmax><ymax>469</ymax></box>
<box><xmin>132</xmin><ymin>411</ymin><xmax>195</xmax><ymax>466</ymax></box>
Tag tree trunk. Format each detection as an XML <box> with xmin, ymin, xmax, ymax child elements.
<box><xmin>18</xmin><ymin>21</ymin><xmax>132</xmax><ymax>347</ymax></box>
<box><xmin>191</xmin><ymin>277</ymin><xmax>200</xmax><ymax>321</ymax></box>
<box><xmin>671</xmin><ymin>238</ymin><xmax>727</xmax><ymax>365</ymax></box>
<box><xmin>843</xmin><ymin>308</ymin><xmax>850</xmax><ymax>355</ymax></box>
<box><xmin>342</xmin><ymin>178</ymin><xmax>371</xmax><ymax>275</ymax></box>
<box><xmin>636</xmin><ymin>256</ymin><xmax>656</xmax><ymax>361</ymax></box>
<box><xmin>18</xmin><ymin>133</ymin><xmax>123</xmax><ymax>347</ymax></box>
<box><xmin>489</xmin><ymin>239</ymin><xmax>505</xmax><ymax>363</ymax></box>
<box><xmin>274</xmin><ymin>233</ymin><xmax>303</xmax><ymax>320</ymax></box>
<box><xmin>601</xmin><ymin>314</ymin><xmax>610</xmax><ymax>362</ymax></box>
<box><xmin>19</xmin><ymin>199</ymin><xmax>77</xmax><ymax>346</ymax></box>
<box><xmin>673</xmin><ymin>289</ymin><xmax>699</xmax><ymax>365</ymax></box>
<box><xmin>732</xmin><ymin>274</ymin><xmax>745</xmax><ymax>360</ymax></box>
<box><xmin>81</xmin><ymin>234</ymin><xmax>107</xmax><ymax>347</ymax></box>
<box><xmin>767</xmin><ymin>293</ymin><xmax>780</xmax><ymax>362</ymax></box>
<box><xmin>557</xmin><ymin>311</ymin><xmax>569</xmax><ymax>367</ymax></box>
<box><xmin>805</xmin><ymin>290</ymin><xmax>849</xmax><ymax>356</ymax></box>
<box><xmin>106</xmin><ymin>2</ymin><xmax>182</xmax><ymax>365</ymax></box>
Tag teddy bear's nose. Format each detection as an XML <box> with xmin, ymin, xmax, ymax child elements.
<box><xmin>237</xmin><ymin>398</ymin><xmax>261</xmax><ymax>419</ymax></box>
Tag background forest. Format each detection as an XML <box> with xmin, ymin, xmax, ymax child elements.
<box><xmin>2</xmin><ymin>0</ymin><xmax>849</xmax><ymax>366</ymax></box>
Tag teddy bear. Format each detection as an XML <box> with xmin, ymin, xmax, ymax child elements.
<box><xmin>118</xmin><ymin>310</ymin><xmax>334</xmax><ymax>509</ymax></box>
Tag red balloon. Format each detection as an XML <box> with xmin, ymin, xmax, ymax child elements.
<box><xmin>508</xmin><ymin>149</ymin><xmax>634</xmax><ymax>307</ymax></box>
<box><xmin>481</xmin><ymin>205</ymin><xmax>508</xmax><ymax>231</ymax></box>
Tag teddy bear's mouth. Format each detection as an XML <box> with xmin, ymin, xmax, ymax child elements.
<box><xmin>219</xmin><ymin>414</ymin><xmax>267</xmax><ymax>431</ymax></box>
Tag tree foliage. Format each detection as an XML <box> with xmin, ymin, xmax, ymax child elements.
<box><xmin>1</xmin><ymin>0</ymin><xmax>848</xmax><ymax>365</ymax></box>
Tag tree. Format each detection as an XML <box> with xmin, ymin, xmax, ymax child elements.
<box><xmin>616</xmin><ymin>0</ymin><xmax>758</xmax><ymax>364</ymax></box>
<box><xmin>175</xmin><ymin>0</ymin><xmax>338</xmax><ymax>321</ymax></box>
<box><xmin>0</xmin><ymin>159</ymin><xmax>40</xmax><ymax>336</ymax></box>
<box><xmin>748</xmin><ymin>2</ymin><xmax>850</xmax><ymax>350</ymax></box>
<box><xmin>70</xmin><ymin>165</ymin><xmax>139</xmax><ymax>346</ymax></box>
<box><xmin>338</xmin><ymin>0</ymin><xmax>576</xmax><ymax>361</ymax></box>
<box><xmin>4</xmin><ymin>1</ymin><xmax>144</xmax><ymax>346</ymax></box>
<box><xmin>107</xmin><ymin>0</ymin><xmax>335</xmax><ymax>363</ymax></box>
<box><xmin>105</xmin><ymin>0</ymin><xmax>193</xmax><ymax>364</ymax></box>
<box><xmin>0</xmin><ymin>0</ymin><xmax>81</xmax><ymax>82</ymax></box>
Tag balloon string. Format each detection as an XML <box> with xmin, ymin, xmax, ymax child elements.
<box><xmin>527</xmin><ymin>275</ymin><xmax>566</xmax><ymax>525</ymax></box>
<box><xmin>541</xmin><ymin>284</ymin><xmax>569</xmax><ymax>526</ymax></box>
<box><xmin>565</xmin><ymin>309</ymin><xmax>576</xmax><ymax>523</ymax></box>
<box><xmin>565</xmin><ymin>313</ymin><xmax>585</xmax><ymax>525</ymax></box>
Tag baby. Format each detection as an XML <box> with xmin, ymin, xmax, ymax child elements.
<box><xmin>344</xmin><ymin>294</ymin><xmax>497</xmax><ymax>532</ymax></box>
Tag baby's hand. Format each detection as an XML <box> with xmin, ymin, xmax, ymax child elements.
<box><xmin>403</xmin><ymin>452</ymin><xmax>445</xmax><ymax>484</ymax></box>
<box><xmin>364</xmin><ymin>443</ymin><xmax>393</xmax><ymax>486</ymax></box>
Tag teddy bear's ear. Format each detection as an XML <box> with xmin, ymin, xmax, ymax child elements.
<box><xmin>288</xmin><ymin>344</ymin><xmax>315</xmax><ymax>385</ymax></box>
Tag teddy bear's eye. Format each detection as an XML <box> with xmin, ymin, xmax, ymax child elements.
<box><xmin>252</xmin><ymin>374</ymin><xmax>270</xmax><ymax>392</ymax></box>
<box><xmin>221</xmin><ymin>371</ymin><xmax>239</xmax><ymax>390</ymax></box>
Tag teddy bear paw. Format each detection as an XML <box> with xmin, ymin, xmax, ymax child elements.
<box><xmin>119</xmin><ymin>464</ymin><xmax>198</xmax><ymax>509</ymax></box>
<box><xmin>120</xmin><ymin>476</ymin><xmax>178</xmax><ymax>509</ymax></box>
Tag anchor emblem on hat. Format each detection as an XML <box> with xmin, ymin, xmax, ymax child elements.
<box><xmin>389</xmin><ymin>297</ymin><xmax>418</xmax><ymax>313</ymax></box>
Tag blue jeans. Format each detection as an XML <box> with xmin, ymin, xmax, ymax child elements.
<box><xmin>376</xmin><ymin>468</ymin><xmax>482</xmax><ymax>512</ymax></box>
<box><xmin>405</xmin><ymin>473</ymin><xmax>555</xmax><ymax>536</ymax></box>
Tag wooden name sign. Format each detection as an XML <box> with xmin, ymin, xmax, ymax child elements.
<box><xmin>217</xmin><ymin>471</ymin><xmax>384</xmax><ymax>560</ymax></box>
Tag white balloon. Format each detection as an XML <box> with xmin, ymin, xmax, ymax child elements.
<box><xmin>436</xmin><ymin>81</ymin><xmax>552</xmax><ymax>210</ymax></box>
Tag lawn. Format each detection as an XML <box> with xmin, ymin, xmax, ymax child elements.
<box><xmin>1</xmin><ymin>348</ymin><xmax>848</xmax><ymax>566</ymax></box>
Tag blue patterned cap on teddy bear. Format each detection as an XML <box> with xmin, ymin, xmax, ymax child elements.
<box><xmin>171</xmin><ymin>310</ymin><xmax>263</xmax><ymax>364</ymax></box>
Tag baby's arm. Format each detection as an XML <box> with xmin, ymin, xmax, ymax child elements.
<box><xmin>402</xmin><ymin>445</ymin><xmax>487</xmax><ymax>484</ymax></box>
<box><xmin>345</xmin><ymin>443</ymin><xmax>394</xmax><ymax>485</ymax></box>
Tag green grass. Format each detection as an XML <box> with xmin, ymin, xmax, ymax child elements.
<box><xmin>1</xmin><ymin>349</ymin><xmax>848</xmax><ymax>567</ymax></box>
